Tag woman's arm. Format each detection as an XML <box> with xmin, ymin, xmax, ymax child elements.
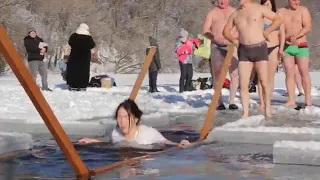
<box><xmin>279</xmin><ymin>24</ymin><xmax>285</xmax><ymax>52</ymax></box>
<box><xmin>277</xmin><ymin>11</ymin><xmax>286</xmax><ymax>57</ymax></box>
<box><xmin>78</xmin><ymin>137</ymin><xmax>103</xmax><ymax>144</ymax></box>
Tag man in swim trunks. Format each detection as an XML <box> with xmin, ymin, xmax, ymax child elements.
<box><xmin>278</xmin><ymin>0</ymin><xmax>312</xmax><ymax>108</ymax></box>
<box><xmin>223</xmin><ymin>0</ymin><xmax>282</xmax><ymax>118</ymax></box>
<box><xmin>202</xmin><ymin>0</ymin><xmax>239</xmax><ymax>111</ymax></box>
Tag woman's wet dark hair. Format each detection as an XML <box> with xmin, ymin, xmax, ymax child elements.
<box><xmin>114</xmin><ymin>99</ymin><xmax>143</xmax><ymax>128</ymax></box>
<box><xmin>261</xmin><ymin>0</ymin><xmax>277</xmax><ymax>12</ymax></box>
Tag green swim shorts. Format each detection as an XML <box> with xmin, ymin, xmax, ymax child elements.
<box><xmin>284</xmin><ymin>44</ymin><xmax>309</xmax><ymax>57</ymax></box>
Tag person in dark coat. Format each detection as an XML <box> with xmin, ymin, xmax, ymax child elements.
<box><xmin>146</xmin><ymin>36</ymin><xmax>161</xmax><ymax>93</ymax></box>
<box><xmin>67</xmin><ymin>23</ymin><xmax>96</xmax><ymax>91</ymax></box>
<box><xmin>24</xmin><ymin>29</ymin><xmax>51</xmax><ymax>91</ymax></box>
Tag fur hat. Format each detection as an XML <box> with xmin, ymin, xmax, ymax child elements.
<box><xmin>76</xmin><ymin>23</ymin><xmax>90</xmax><ymax>35</ymax></box>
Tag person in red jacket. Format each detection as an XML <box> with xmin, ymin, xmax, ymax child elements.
<box><xmin>175</xmin><ymin>29</ymin><xmax>200</xmax><ymax>93</ymax></box>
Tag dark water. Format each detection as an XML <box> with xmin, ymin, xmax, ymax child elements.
<box><xmin>1</xmin><ymin>111</ymin><xmax>320</xmax><ymax>179</ymax></box>
<box><xmin>0</xmin><ymin>129</ymin><xmax>276</xmax><ymax>180</ymax></box>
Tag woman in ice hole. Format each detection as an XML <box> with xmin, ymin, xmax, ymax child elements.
<box><xmin>79</xmin><ymin>99</ymin><xmax>191</xmax><ymax>147</ymax></box>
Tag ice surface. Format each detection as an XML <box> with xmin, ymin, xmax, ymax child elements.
<box><xmin>0</xmin><ymin>132</ymin><xmax>33</xmax><ymax>155</ymax></box>
<box><xmin>299</xmin><ymin>106</ymin><xmax>320</xmax><ymax>117</ymax></box>
<box><xmin>0</xmin><ymin>119</ymin><xmax>107</xmax><ymax>136</ymax></box>
<box><xmin>207</xmin><ymin>116</ymin><xmax>320</xmax><ymax>145</ymax></box>
<box><xmin>273</xmin><ymin>140</ymin><xmax>320</xmax><ymax>166</ymax></box>
<box><xmin>221</xmin><ymin>115</ymin><xmax>265</xmax><ymax>128</ymax></box>
<box><xmin>207</xmin><ymin>128</ymin><xmax>320</xmax><ymax>145</ymax></box>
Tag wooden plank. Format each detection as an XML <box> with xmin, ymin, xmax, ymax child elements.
<box><xmin>129</xmin><ymin>47</ymin><xmax>156</xmax><ymax>100</ymax></box>
<box><xmin>199</xmin><ymin>45</ymin><xmax>235</xmax><ymax>140</ymax></box>
<box><xmin>0</xmin><ymin>25</ymin><xmax>89</xmax><ymax>177</ymax></box>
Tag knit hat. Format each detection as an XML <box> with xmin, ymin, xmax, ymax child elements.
<box><xmin>179</xmin><ymin>28</ymin><xmax>188</xmax><ymax>38</ymax></box>
<box><xmin>149</xmin><ymin>36</ymin><xmax>158</xmax><ymax>46</ymax></box>
<box><xmin>28</xmin><ymin>29</ymin><xmax>36</xmax><ymax>34</ymax></box>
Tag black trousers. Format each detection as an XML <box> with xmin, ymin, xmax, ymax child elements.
<box><xmin>179</xmin><ymin>62</ymin><xmax>193</xmax><ymax>92</ymax></box>
<box><xmin>149</xmin><ymin>71</ymin><xmax>158</xmax><ymax>92</ymax></box>
<box><xmin>252</xmin><ymin>72</ymin><xmax>258</xmax><ymax>86</ymax></box>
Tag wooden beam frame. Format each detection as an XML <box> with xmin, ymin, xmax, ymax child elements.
<box><xmin>0</xmin><ymin>23</ymin><xmax>235</xmax><ymax>178</ymax></box>
<box><xmin>89</xmin><ymin>46</ymin><xmax>235</xmax><ymax>175</ymax></box>
<box><xmin>0</xmin><ymin>25</ymin><xmax>89</xmax><ymax>178</ymax></box>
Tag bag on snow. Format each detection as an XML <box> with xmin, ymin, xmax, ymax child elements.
<box><xmin>88</xmin><ymin>74</ymin><xmax>117</xmax><ymax>87</ymax></box>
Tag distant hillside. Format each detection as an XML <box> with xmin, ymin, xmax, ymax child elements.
<box><xmin>0</xmin><ymin>0</ymin><xmax>319</xmax><ymax>73</ymax></box>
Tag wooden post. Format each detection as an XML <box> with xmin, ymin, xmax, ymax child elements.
<box><xmin>199</xmin><ymin>45</ymin><xmax>235</xmax><ymax>140</ymax></box>
<box><xmin>129</xmin><ymin>47</ymin><xmax>156</xmax><ymax>100</ymax></box>
<box><xmin>0</xmin><ymin>25</ymin><xmax>89</xmax><ymax>177</ymax></box>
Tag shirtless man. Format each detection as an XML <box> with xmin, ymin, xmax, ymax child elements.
<box><xmin>202</xmin><ymin>0</ymin><xmax>239</xmax><ymax>111</ymax></box>
<box><xmin>223</xmin><ymin>0</ymin><xmax>282</xmax><ymax>118</ymax></box>
<box><xmin>278</xmin><ymin>0</ymin><xmax>312</xmax><ymax>108</ymax></box>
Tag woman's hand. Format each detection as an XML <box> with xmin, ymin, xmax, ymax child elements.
<box><xmin>178</xmin><ymin>139</ymin><xmax>191</xmax><ymax>148</ymax></box>
<box><xmin>78</xmin><ymin>138</ymin><xmax>101</xmax><ymax>144</ymax></box>
<box><xmin>278</xmin><ymin>49</ymin><xmax>284</xmax><ymax>58</ymax></box>
<box><xmin>231</xmin><ymin>39</ymin><xmax>239</xmax><ymax>48</ymax></box>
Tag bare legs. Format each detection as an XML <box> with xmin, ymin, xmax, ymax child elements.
<box><xmin>283</xmin><ymin>56</ymin><xmax>296</xmax><ymax>107</ymax></box>
<box><xmin>211</xmin><ymin>48</ymin><xmax>239</xmax><ymax>106</ymax></box>
<box><xmin>294</xmin><ymin>65</ymin><xmax>304</xmax><ymax>94</ymax></box>
<box><xmin>258</xmin><ymin>47</ymin><xmax>279</xmax><ymax>111</ymax></box>
<box><xmin>296</xmin><ymin>57</ymin><xmax>312</xmax><ymax>105</ymax></box>
<box><xmin>211</xmin><ymin>48</ymin><xmax>224</xmax><ymax>105</ymax></box>
<box><xmin>229</xmin><ymin>58</ymin><xmax>239</xmax><ymax>105</ymax></box>
<box><xmin>284</xmin><ymin>56</ymin><xmax>311</xmax><ymax>106</ymax></box>
<box><xmin>239</xmin><ymin>61</ymin><xmax>253</xmax><ymax>118</ymax></box>
<box><xmin>240</xmin><ymin>60</ymin><xmax>270</xmax><ymax>118</ymax></box>
<box><xmin>255</xmin><ymin>61</ymin><xmax>271</xmax><ymax>118</ymax></box>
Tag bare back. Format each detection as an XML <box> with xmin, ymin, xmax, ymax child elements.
<box><xmin>278</xmin><ymin>6</ymin><xmax>308</xmax><ymax>44</ymax></box>
<box><xmin>205</xmin><ymin>7</ymin><xmax>235</xmax><ymax>45</ymax></box>
<box><xmin>233</xmin><ymin>4</ymin><xmax>265</xmax><ymax>45</ymax></box>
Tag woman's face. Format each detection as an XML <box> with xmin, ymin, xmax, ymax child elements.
<box><xmin>263</xmin><ymin>0</ymin><xmax>272</xmax><ymax>10</ymax></box>
<box><xmin>116</xmin><ymin>107</ymin><xmax>134</xmax><ymax>135</ymax></box>
<box><xmin>29</xmin><ymin>31</ymin><xmax>37</xmax><ymax>38</ymax></box>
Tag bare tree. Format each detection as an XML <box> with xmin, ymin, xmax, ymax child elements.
<box><xmin>1</xmin><ymin>0</ymin><xmax>320</xmax><ymax>74</ymax></box>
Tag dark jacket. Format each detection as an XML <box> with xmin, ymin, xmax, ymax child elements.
<box><xmin>146</xmin><ymin>36</ymin><xmax>161</xmax><ymax>72</ymax></box>
<box><xmin>67</xmin><ymin>33</ymin><xmax>95</xmax><ymax>88</ymax></box>
<box><xmin>146</xmin><ymin>46</ymin><xmax>161</xmax><ymax>72</ymax></box>
<box><xmin>24</xmin><ymin>36</ymin><xmax>47</xmax><ymax>61</ymax></box>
